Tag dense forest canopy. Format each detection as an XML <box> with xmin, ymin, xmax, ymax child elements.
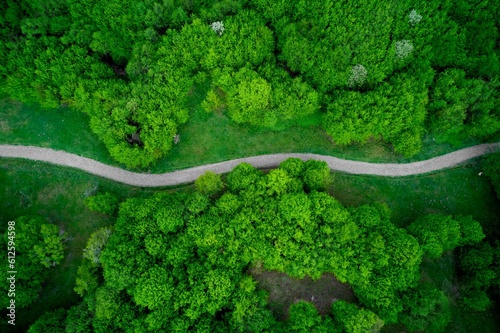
<box><xmin>1</xmin><ymin>0</ymin><xmax>499</xmax><ymax>167</ymax></box>
<box><xmin>15</xmin><ymin>159</ymin><xmax>499</xmax><ymax>332</ymax></box>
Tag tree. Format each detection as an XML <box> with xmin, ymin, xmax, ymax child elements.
<box><xmin>1</xmin><ymin>216</ymin><xmax>65</xmax><ymax>308</ymax></box>
<box><xmin>462</xmin><ymin>290</ymin><xmax>492</xmax><ymax>312</ymax></box>
<box><xmin>279</xmin><ymin>158</ymin><xmax>305</xmax><ymax>178</ymax></box>
<box><xmin>74</xmin><ymin>260</ymin><xmax>100</xmax><ymax>297</ymax></box>
<box><xmin>428</xmin><ymin>69</ymin><xmax>500</xmax><ymax>144</ymax></box>
<box><xmin>65</xmin><ymin>302</ymin><xmax>94</xmax><ymax>333</ymax></box>
<box><xmin>286</xmin><ymin>301</ymin><xmax>339</xmax><ymax>333</ymax></box>
<box><xmin>83</xmin><ymin>227</ymin><xmax>113</xmax><ymax>264</ymax></box>
<box><xmin>458</xmin><ymin>241</ymin><xmax>499</xmax><ymax>311</ymax></box>
<box><xmin>28</xmin><ymin>309</ymin><xmax>67</xmax><ymax>333</ymax></box>
<box><xmin>303</xmin><ymin>160</ymin><xmax>331</xmax><ymax>191</ymax></box>
<box><xmin>34</xmin><ymin>223</ymin><xmax>64</xmax><ymax>268</ymax></box>
<box><xmin>332</xmin><ymin>300</ymin><xmax>384</xmax><ymax>333</ymax></box>
<box><xmin>456</xmin><ymin>215</ymin><xmax>485</xmax><ymax>246</ymax></box>
<box><xmin>323</xmin><ymin>66</ymin><xmax>431</xmax><ymax>157</ymax></box>
<box><xmin>226</xmin><ymin>163</ymin><xmax>262</xmax><ymax>193</ymax></box>
<box><xmin>223</xmin><ymin>67</ymin><xmax>275</xmax><ymax>127</ymax></box>
<box><xmin>399</xmin><ymin>283</ymin><xmax>451</xmax><ymax>333</ymax></box>
<box><xmin>408</xmin><ymin>214</ymin><xmax>461</xmax><ymax>259</ymax></box>
<box><xmin>264</xmin><ymin>169</ymin><xmax>293</xmax><ymax>196</ymax></box>
<box><xmin>195</xmin><ymin>171</ymin><xmax>224</xmax><ymax>196</ymax></box>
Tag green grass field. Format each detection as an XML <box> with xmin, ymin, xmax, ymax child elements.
<box><xmin>1</xmin><ymin>156</ymin><xmax>498</xmax><ymax>332</ymax></box>
<box><xmin>1</xmin><ymin>81</ymin><xmax>493</xmax><ymax>173</ymax></box>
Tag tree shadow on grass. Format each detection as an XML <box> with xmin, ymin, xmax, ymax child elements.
<box><xmin>250</xmin><ymin>270</ymin><xmax>356</xmax><ymax>320</ymax></box>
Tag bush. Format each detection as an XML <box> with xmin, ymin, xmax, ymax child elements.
<box><xmin>303</xmin><ymin>160</ymin><xmax>331</xmax><ymax>191</ymax></box>
<box><xmin>332</xmin><ymin>300</ymin><xmax>384</xmax><ymax>333</ymax></box>
<box><xmin>462</xmin><ymin>290</ymin><xmax>492</xmax><ymax>312</ymax></box>
<box><xmin>226</xmin><ymin>163</ymin><xmax>262</xmax><ymax>193</ymax></box>
<box><xmin>195</xmin><ymin>171</ymin><xmax>224</xmax><ymax>196</ymax></box>
<box><xmin>279</xmin><ymin>158</ymin><xmax>305</xmax><ymax>177</ymax></box>
<box><xmin>84</xmin><ymin>192</ymin><xmax>119</xmax><ymax>215</ymax></box>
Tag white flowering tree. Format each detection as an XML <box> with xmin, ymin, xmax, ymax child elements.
<box><xmin>409</xmin><ymin>10</ymin><xmax>422</xmax><ymax>26</ymax></box>
<box><xmin>348</xmin><ymin>64</ymin><xmax>368</xmax><ymax>87</ymax></box>
<box><xmin>210</xmin><ymin>21</ymin><xmax>225</xmax><ymax>36</ymax></box>
<box><xmin>395</xmin><ymin>40</ymin><xmax>414</xmax><ymax>61</ymax></box>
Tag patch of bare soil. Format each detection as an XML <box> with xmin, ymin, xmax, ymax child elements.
<box><xmin>251</xmin><ymin>270</ymin><xmax>356</xmax><ymax>320</ymax></box>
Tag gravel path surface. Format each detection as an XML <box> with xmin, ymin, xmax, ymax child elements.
<box><xmin>1</xmin><ymin>143</ymin><xmax>499</xmax><ymax>187</ymax></box>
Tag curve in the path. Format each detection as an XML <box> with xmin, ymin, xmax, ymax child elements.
<box><xmin>1</xmin><ymin>143</ymin><xmax>499</xmax><ymax>187</ymax></box>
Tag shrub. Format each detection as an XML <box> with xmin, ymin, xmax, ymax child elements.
<box><xmin>303</xmin><ymin>160</ymin><xmax>331</xmax><ymax>191</ymax></box>
<box><xmin>195</xmin><ymin>171</ymin><xmax>224</xmax><ymax>196</ymax></box>
<box><xmin>84</xmin><ymin>192</ymin><xmax>119</xmax><ymax>215</ymax></box>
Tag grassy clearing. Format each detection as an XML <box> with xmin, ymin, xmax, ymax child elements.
<box><xmin>250</xmin><ymin>270</ymin><xmax>355</xmax><ymax>320</ymax></box>
<box><xmin>2</xmin><ymin>81</ymin><xmax>495</xmax><ymax>173</ymax></box>
<box><xmin>0</xmin><ymin>159</ymin><xmax>191</xmax><ymax>332</ymax></box>
<box><xmin>0</xmin><ymin>99</ymin><xmax>123</xmax><ymax>168</ymax></box>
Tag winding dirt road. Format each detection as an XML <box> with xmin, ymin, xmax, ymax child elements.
<box><xmin>1</xmin><ymin>143</ymin><xmax>499</xmax><ymax>187</ymax></box>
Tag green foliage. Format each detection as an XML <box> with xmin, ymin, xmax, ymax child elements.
<box><xmin>195</xmin><ymin>171</ymin><xmax>224</xmax><ymax>196</ymax></box>
<box><xmin>65</xmin><ymin>302</ymin><xmax>94</xmax><ymax>333</ymax></box>
<box><xmin>3</xmin><ymin>0</ymin><xmax>499</xmax><ymax>167</ymax></box>
<box><xmin>428</xmin><ymin>69</ymin><xmax>500</xmax><ymax>144</ymax></box>
<box><xmin>201</xmin><ymin>89</ymin><xmax>225</xmax><ymax>113</ymax></box>
<box><xmin>449</xmin><ymin>0</ymin><xmax>500</xmax><ymax>77</ymax></box>
<box><xmin>456</xmin><ymin>215</ymin><xmax>485</xmax><ymax>246</ymax></box>
<box><xmin>458</xmin><ymin>241</ymin><xmax>500</xmax><ymax>311</ymax></box>
<box><xmin>1</xmin><ymin>216</ymin><xmax>65</xmax><ymax>309</ymax></box>
<box><xmin>84</xmin><ymin>192</ymin><xmax>119</xmax><ymax>215</ymax></box>
<box><xmin>226</xmin><ymin>162</ymin><xmax>262</xmax><ymax>193</ymax></box>
<box><xmin>264</xmin><ymin>168</ymin><xmax>294</xmax><ymax>196</ymax></box>
<box><xmin>79</xmin><ymin>160</ymin><xmax>430</xmax><ymax>330</ymax></box>
<box><xmin>186</xmin><ymin>192</ymin><xmax>211</xmax><ymax>215</ymax></box>
<box><xmin>303</xmin><ymin>160</ymin><xmax>331</xmax><ymax>192</ymax></box>
<box><xmin>462</xmin><ymin>290</ymin><xmax>492</xmax><ymax>312</ymax></box>
<box><xmin>332</xmin><ymin>300</ymin><xmax>384</xmax><ymax>333</ymax></box>
<box><xmin>83</xmin><ymin>227</ymin><xmax>112</xmax><ymax>264</ymax></box>
<box><xmin>27</xmin><ymin>308</ymin><xmax>66</xmax><ymax>333</ymax></box>
<box><xmin>323</xmin><ymin>67</ymin><xmax>431</xmax><ymax>157</ymax></box>
<box><xmin>286</xmin><ymin>301</ymin><xmax>339</xmax><ymax>333</ymax></box>
<box><xmin>277</xmin><ymin>0</ymin><xmax>396</xmax><ymax>92</ymax></box>
<box><xmin>399</xmin><ymin>283</ymin><xmax>451</xmax><ymax>333</ymax></box>
<box><xmin>34</xmin><ymin>223</ymin><xmax>65</xmax><ymax>268</ymax></box>
<box><xmin>408</xmin><ymin>214</ymin><xmax>461</xmax><ymax>259</ymax></box>
<box><xmin>74</xmin><ymin>260</ymin><xmax>100</xmax><ymax>297</ymax></box>
<box><xmin>216</xmin><ymin>67</ymin><xmax>275</xmax><ymax>127</ymax></box>
<box><xmin>279</xmin><ymin>158</ymin><xmax>305</xmax><ymax>178</ymax></box>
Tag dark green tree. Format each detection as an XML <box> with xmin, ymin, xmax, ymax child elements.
<box><xmin>27</xmin><ymin>308</ymin><xmax>67</xmax><ymax>333</ymax></box>
<box><xmin>399</xmin><ymin>283</ymin><xmax>451</xmax><ymax>333</ymax></box>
